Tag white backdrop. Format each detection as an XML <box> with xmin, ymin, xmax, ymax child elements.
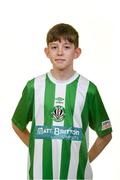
<box><xmin>0</xmin><ymin>0</ymin><xmax>119</xmax><ymax>179</ymax></box>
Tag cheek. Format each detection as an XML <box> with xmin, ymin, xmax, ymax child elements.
<box><xmin>66</xmin><ymin>52</ymin><xmax>75</xmax><ymax>58</ymax></box>
<box><xmin>48</xmin><ymin>51</ymin><xmax>56</xmax><ymax>58</ymax></box>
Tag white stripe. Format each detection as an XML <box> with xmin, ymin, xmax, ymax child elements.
<box><xmin>52</xmin><ymin>84</ymin><xmax>66</xmax><ymax>179</ymax></box>
<box><xmin>68</xmin><ymin>75</ymin><xmax>89</xmax><ymax>179</ymax></box>
<box><xmin>33</xmin><ymin>74</ymin><xmax>46</xmax><ymax>179</ymax></box>
<box><xmin>84</xmin><ymin>159</ymin><xmax>93</xmax><ymax>180</ymax></box>
<box><xmin>67</xmin><ymin>141</ymin><xmax>81</xmax><ymax>179</ymax></box>
<box><xmin>85</xmin><ymin>126</ymin><xmax>89</xmax><ymax>149</ymax></box>
<box><xmin>27</xmin><ymin>151</ymin><xmax>30</xmax><ymax>180</ymax></box>
<box><xmin>33</xmin><ymin>140</ymin><xmax>43</xmax><ymax>179</ymax></box>
<box><xmin>35</xmin><ymin>75</ymin><xmax>46</xmax><ymax>126</ymax></box>
<box><xmin>84</xmin><ymin>127</ymin><xmax>93</xmax><ymax>180</ymax></box>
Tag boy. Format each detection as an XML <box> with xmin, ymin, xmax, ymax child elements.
<box><xmin>12</xmin><ymin>23</ymin><xmax>112</xmax><ymax>180</ymax></box>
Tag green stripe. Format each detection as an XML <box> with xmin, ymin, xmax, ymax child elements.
<box><xmin>81</xmin><ymin>91</ymin><xmax>89</xmax><ymax>133</ymax></box>
<box><xmin>77</xmin><ymin>87</ymin><xmax>89</xmax><ymax>179</ymax></box>
<box><xmin>28</xmin><ymin>79</ymin><xmax>35</xmax><ymax>180</ymax></box>
<box><xmin>43</xmin><ymin>75</ymin><xmax>55</xmax><ymax>179</ymax></box>
<box><xmin>60</xmin><ymin>77</ymin><xmax>79</xmax><ymax>179</ymax></box>
<box><xmin>77</xmin><ymin>136</ymin><xmax>88</xmax><ymax>179</ymax></box>
<box><xmin>29</xmin><ymin>120</ymin><xmax>35</xmax><ymax>179</ymax></box>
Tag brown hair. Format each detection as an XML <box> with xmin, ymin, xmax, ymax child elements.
<box><xmin>46</xmin><ymin>23</ymin><xmax>79</xmax><ymax>48</ymax></box>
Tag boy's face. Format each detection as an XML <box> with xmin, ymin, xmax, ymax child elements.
<box><xmin>44</xmin><ymin>39</ymin><xmax>81</xmax><ymax>71</ymax></box>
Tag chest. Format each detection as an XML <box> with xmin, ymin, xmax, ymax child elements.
<box><xmin>34</xmin><ymin>81</ymin><xmax>87</xmax><ymax>128</ymax></box>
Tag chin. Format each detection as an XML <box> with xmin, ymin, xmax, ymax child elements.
<box><xmin>53</xmin><ymin>63</ymin><xmax>69</xmax><ymax>71</ymax></box>
<box><xmin>54</xmin><ymin>65</ymin><xmax>66</xmax><ymax>70</ymax></box>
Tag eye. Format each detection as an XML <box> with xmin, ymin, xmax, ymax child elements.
<box><xmin>51</xmin><ymin>46</ymin><xmax>57</xmax><ymax>49</ymax></box>
<box><xmin>64</xmin><ymin>46</ymin><xmax>71</xmax><ymax>49</ymax></box>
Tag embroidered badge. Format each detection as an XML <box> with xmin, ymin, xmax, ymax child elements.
<box><xmin>102</xmin><ymin>120</ymin><xmax>111</xmax><ymax>130</ymax></box>
<box><xmin>51</xmin><ymin>105</ymin><xmax>65</xmax><ymax>122</ymax></box>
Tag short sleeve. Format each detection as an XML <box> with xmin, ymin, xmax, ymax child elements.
<box><xmin>88</xmin><ymin>82</ymin><xmax>112</xmax><ymax>137</ymax></box>
<box><xmin>12</xmin><ymin>79</ymin><xmax>34</xmax><ymax>131</ymax></box>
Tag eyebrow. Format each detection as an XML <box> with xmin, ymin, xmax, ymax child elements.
<box><xmin>49</xmin><ymin>42</ymin><xmax>71</xmax><ymax>46</ymax></box>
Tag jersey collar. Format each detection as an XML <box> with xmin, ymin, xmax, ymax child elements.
<box><xmin>47</xmin><ymin>70</ymin><xmax>79</xmax><ymax>85</ymax></box>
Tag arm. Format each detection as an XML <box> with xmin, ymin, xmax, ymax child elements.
<box><xmin>12</xmin><ymin>122</ymin><xmax>30</xmax><ymax>147</ymax></box>
<box><xmin>89</xmin><ymin>133</ymin><xmax>112</xmax><ymax>163</ymax></box>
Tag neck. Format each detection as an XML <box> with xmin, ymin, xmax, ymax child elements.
<box><xmin>50</xmin><ymin>67</ymin><xmax>76</xmax><ymax>81</ymax></box>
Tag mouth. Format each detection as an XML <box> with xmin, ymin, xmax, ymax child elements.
<box><xmin>55</xmin><ymin>59</ymin><xmax>66</xmax><ymax>63</ymax></box>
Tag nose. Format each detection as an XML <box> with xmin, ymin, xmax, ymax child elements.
<box><xmin>57</xmin><ymin>47</ymin><xmax>63</xmax><ymax>56</ymax></box>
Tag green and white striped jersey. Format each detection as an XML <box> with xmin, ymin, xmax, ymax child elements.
<box><xmin>12</xmin><ymin>71</ymin><xmax>112</xmax><ymax>180</ymax></box>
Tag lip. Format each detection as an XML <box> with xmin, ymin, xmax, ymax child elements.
<box><xmin>55</xmin><ymin>59</ymin><xmax>66</xmax><ymax>62</ymax></box>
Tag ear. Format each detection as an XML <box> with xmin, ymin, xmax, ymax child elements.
<box><xmin>44</xmin><ymin>47</ymin><xmax>50</xmax><ymax>58</ymax></box>
<box><xmin>74</xmin><ymin>48</ymin><xmax>81</xmax><ymax>59</ymax></box>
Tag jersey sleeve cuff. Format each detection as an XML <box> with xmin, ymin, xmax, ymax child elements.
<box><xmin>97</xmin><ymin>127</ymin><xmax>112</xmax><ymax>137</ymax></box>
<box><xmin>12</xmin><ymin>118</ymin><xmax>26</xmax><ymax>132</ymax></box>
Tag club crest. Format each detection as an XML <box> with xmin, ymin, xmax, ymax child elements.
<box><xmin>51</xmin><ymin>105</ymin><xmax>65</xmax><ymax>122</ymax></box>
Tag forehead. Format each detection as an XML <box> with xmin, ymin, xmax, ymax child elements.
<box><xmin>49</xmin><ymin>38</ymin><xmax>72</xmax><ymax>45</ymax></box>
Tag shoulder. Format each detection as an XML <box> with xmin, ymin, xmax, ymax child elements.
<box><xmin>26</xmin><ymin>73</ymin><xmax>47</xmax><ymax>89</ymax></box>
<box><xmin>26</xmin><ymin>78</ymin><xmax>34</xmax><ymax>88</ymax></box>
<box><xmin>35</xmin><ymin>73</ymin><xmax>46</xmax><ymax>82</ymax></box>
<box><xmin>88</xmin><ymin>81</ymin><xmax>98</xmax><ymax>96</ymax></box>
<box><xmin>79</xmin><ymin>74</ymin><xmax>98</xmax><ymax>96</ymax></box>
